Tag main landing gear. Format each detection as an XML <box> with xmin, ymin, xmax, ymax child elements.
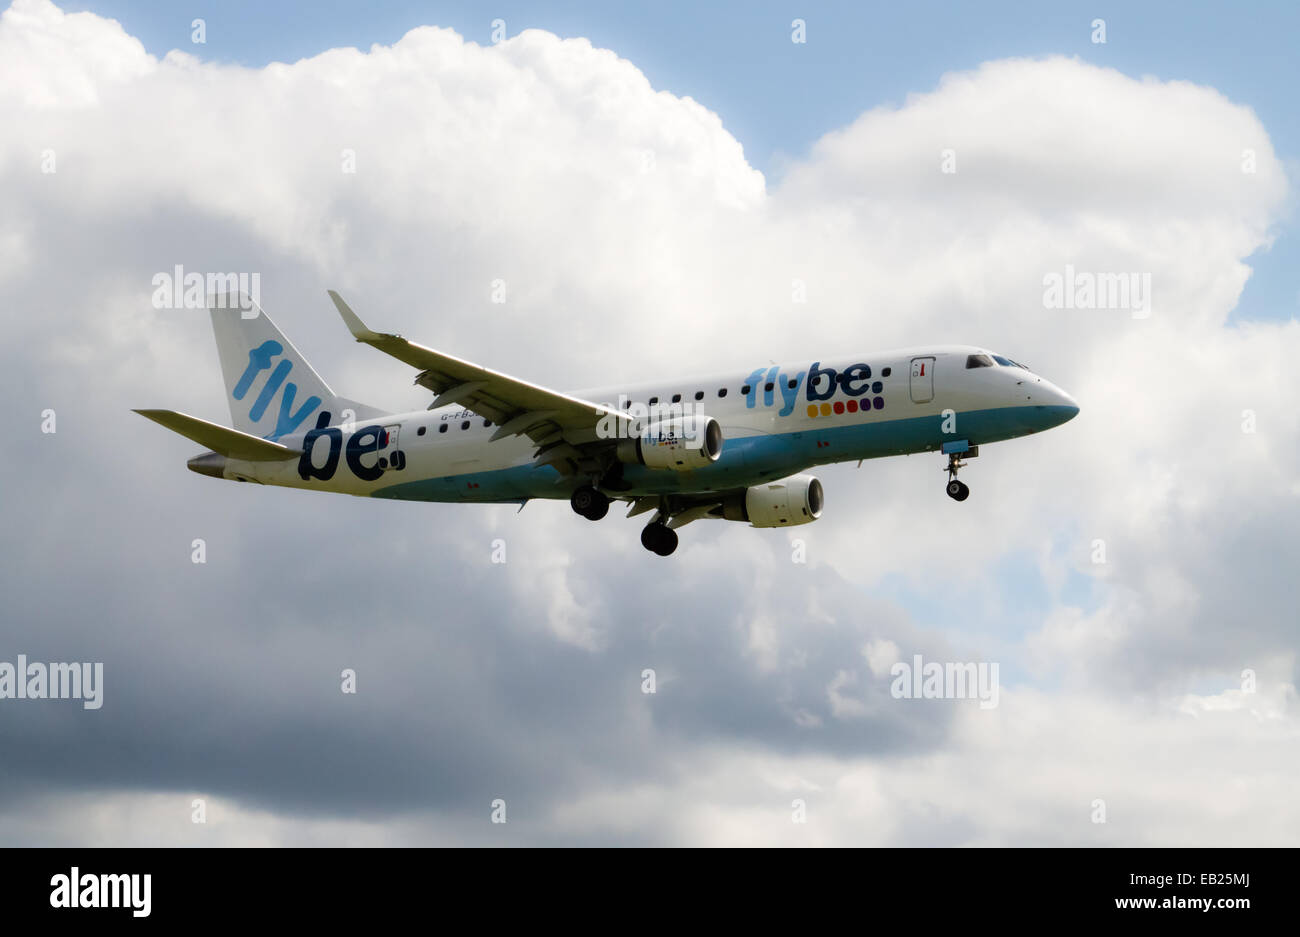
<box><xmin>640</xmin><ymin>521</ymin><xmax>679</xmax><ymax>557</ymax></box>
<box><xmin>944</xmin><ymin>451</ymin><xmax>972</xmax><ymax>502</ymax></box>
<box><xmin>570</xmin><ymin>485</ymin><xmax>610</xmax><ymax>520</ymax></box>
<box><xmin>570</xmin><ymin>485</ymin><xmax>680</xmax><ymax>555</ymax></box>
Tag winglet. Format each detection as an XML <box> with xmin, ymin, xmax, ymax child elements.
<box><xmin>328</xmin><ymin>290</ymin><xmax>386</xmax><ymax>342</ymax></box>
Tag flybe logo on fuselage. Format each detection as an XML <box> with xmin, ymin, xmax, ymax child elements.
<box><xmin>234</xmin><ymin>340</ymin><xmax>323</xmax><ymax>439</ymax></box>
<box><xmin>742</xmin><ymin>361</ymin><xmax>885</xmax><ymax>417</ymax></box>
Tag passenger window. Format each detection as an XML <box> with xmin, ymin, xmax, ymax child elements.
<box><xmin>965</xmin><ymin>354</ymin><xmax>994</xmax><ymax>369</ymax></box>
<box><xmin>417</xmin><ymin>426</ymin><xmax>426</xmax><ymax>436</ymax></box>
<box><xmin>439</xmin><ymin>424</ymin><xmax>448</xmax><ymax>434</ymax></box>
<box><xmin>461</xmin><ymin>421</ymin><xmax>470</xmax><ymax>430</ymax></box>
<box><xmin>717</xmin><ymin>388</ymin><xmax>727</xmax><ymax>398</ymax></box>
<box><xmin>741</xmin><ymin>385</ymin><xmax>751</xmax><ymax>395</ymax></box>
<box><xmin>764</xmin><ymin>382</ymin><xmax>774</xmax><ymax>392</ymax></box>
<box><xmin>671</xmin><ymin>393</ymin><xmax>681</xmax><ymax>403</ymax></box>
<box><xmin>649</xmin><ymin>396</ymin><xmax>658</xmax><ymax>406</ymax></box>
<box><xmin>694</xmin><ymin>391</ymin><xmax>704</xmax><ymax>401</ymax></box>
<box><xmin>882</xmin><ymin>367</ymin><xmax>891</xmax><ymax>377</ymax></box>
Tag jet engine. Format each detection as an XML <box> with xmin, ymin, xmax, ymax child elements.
<box><xmin>617</xmin><ymin>414</ymin><xmax>722</xmax><ymax>471</ymax></box>
<box><xmin>720</xmin><ymin>474</ymin><xmax>823</xmax><ymax>527</ymax></box>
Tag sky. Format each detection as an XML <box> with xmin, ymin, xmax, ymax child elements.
<box><xmin>68</xmin><ymin>0</ymin><xmax>1300</xmax><ymax>324</ymax></box>
<box><xmin>0</xmin><ymin>0</ymin><xmax>1297</xmax><ymax>846</ymax></box>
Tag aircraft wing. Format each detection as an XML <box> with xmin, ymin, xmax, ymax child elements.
<box><xmin>327</xmin><ymin>291</ymin><xmax>632</xmax><ymax>474</ymax></box>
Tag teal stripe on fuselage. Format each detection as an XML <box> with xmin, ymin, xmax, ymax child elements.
<box><xmin>370</xmin><ymin>405</ymin><xmax>1076</xmax><ymax>504</ymax></box>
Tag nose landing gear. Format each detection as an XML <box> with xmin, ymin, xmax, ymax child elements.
<box><xmin>943</xmin><ymin>449</ymin><xmax>975</xmax><ymax>502</ymax></box>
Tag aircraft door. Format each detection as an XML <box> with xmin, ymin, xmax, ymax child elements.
<box><xmin>910</xmin><ymin>357</ymin><xmax>935</xmax><ymax>403</ymax></box>
<box><xmin>381</xmin><ymin>424</ymin><xmax>405</xmax><ymax>472</ymax></box>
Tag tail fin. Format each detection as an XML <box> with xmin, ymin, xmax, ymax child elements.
<box><xmin>210</xmin><ymin>293</ymin><xmax>383</xmax><ymax>439</ymax></box>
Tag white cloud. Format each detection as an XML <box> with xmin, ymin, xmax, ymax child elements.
<box><xmin>1</xmin><ymin>0</ymin><xmax>1296</xmax><ymax>845</ymax></box>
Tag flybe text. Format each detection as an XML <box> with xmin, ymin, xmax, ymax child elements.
<box><xmin>235</xmin><ymin>340</ymin><xmax>322</xmax><ymax>439</ymax></box>
<box><xmin>743</xmin><ymin>361</ymin><xmax>883</xmax><ymax>415</ymax></box>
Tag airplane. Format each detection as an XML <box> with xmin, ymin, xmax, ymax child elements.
<box><xmin>135</xmin><ymin>292</ymin><xmax>1079</xmax><ymax>556</ymax></box>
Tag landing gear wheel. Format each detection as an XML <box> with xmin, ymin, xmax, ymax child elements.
<box><xmin>570</xmin><ymin>485</ymin><xmax>609</xmax><ymax>520</ymax></box>
<box><xmin>640</xmin><ymin>522</ymin><xmax>679</xmax><ymax>556</ymax></box>
<box><xmin>943</xmin><ymin>451</ymin><xmax>972</xmax><ymax>502</ymax></box>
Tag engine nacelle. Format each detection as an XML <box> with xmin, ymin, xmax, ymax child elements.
<box><xmin>617</xmin><ymin>414</ymin><xmax>722</xmax><ymax>471</ymax></box>
<box><xmin>721</xmin><ymin>474</ymin><xmax>824</xmax><ymax>527</ymax></box>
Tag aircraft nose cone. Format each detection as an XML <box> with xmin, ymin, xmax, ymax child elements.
<box><xmin>187</xmin><ymin>451</ymin><xmax>227</xmax><ymax>478</ymax></box>
<box><xmin>1056</xmin><ymin>389</ymin><xmax>1080</xmax><ymax>421</ymax></box>
<box><xmin>1042</xmin><ymin>385</ymin><xmax>1079</xmax><ymax>427</ymax></box>
<box><xmin>1017</xmin><ymin>376</ymin><xmax>1078</xmax><ymax>431</ymax></box>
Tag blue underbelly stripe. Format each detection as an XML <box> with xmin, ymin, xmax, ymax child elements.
<box><xmin>370</xmin><ymin>405</ymin><xmax>1077</xmax><ymax>503</ymax></box>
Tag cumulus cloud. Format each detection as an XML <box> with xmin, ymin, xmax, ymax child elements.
<box><xmin>0</xmin><ymin>0</ymin><xmax>1296</xmax><ymax>845</ymax></box>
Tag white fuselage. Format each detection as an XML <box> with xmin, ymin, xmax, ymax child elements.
<box><xmin>210</xmin><ymin>345</ymin><xmax>1078</xmax><ymax>504</ymax></box>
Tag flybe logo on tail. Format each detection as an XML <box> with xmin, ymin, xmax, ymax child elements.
<box><xmin>234</xmin><ymin>340</ymin><xmax>322</xmax><ymax>439</ymax></box>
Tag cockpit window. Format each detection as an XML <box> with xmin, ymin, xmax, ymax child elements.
<box><xmin>965</xmin><ymin>354</ymin><xmax>994</xmax><ymax>369</ymax></box>
<box><xmin>992</xmin><ymin>355</ymin><xmax>1014</xmax><ymax>366</ymax></box>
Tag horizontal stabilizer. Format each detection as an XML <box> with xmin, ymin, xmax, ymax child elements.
<box><xmin>133</xmin><ymin>409</ymin><xmax>302</xmax><ymax>462</ymax></box>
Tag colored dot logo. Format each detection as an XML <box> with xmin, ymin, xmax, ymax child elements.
<box><xmin>806</xmin><ymin>396</ymin><xmax>883</xmax><ymax>418</ymax></box>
